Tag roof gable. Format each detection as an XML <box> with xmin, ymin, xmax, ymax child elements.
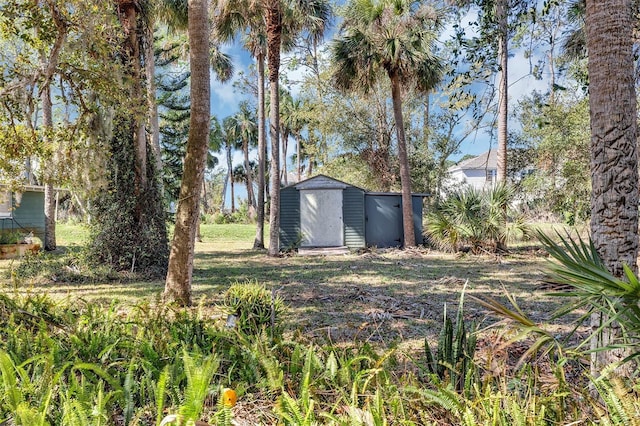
<box><xmin>293</xmin><ymin>174</ymin><xmax>361</xmax><ymax>190</ymax></box>
<box><xmin>450</xmin><ymin>150</ymin><xmax>497</xmax><ymax>172</ymax></box>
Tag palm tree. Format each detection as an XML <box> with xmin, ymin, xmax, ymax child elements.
<box><xmin>235</xmin><ymin>102</ymin><xmax>258</xmax><ymax>212</ymax></box>
<box><xmin>331</xmin><ymin>0</ymin><xmax>442</xmax><ymax>248</ymax></box>
<box><xmin>222</xmin><ymin>115</ymin><xmax>240</xmax><ymax>212</ymax></box>
<box><xmin>585</xmin><ymin>0</ymin><xmax>639</xmax><ymax>376</ymax></box>
<box><xmin>217</xmin><ymin>0</ymin><xmax>330</xmax><ymax>254</ymax></box>
<box><xmin>215</xmin><ymin>0</ymin><xmax>269</xmax><ymax>248</ymax></box>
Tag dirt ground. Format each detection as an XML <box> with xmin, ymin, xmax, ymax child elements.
<box><xmin>189</xmin><ymin>244</ymin><xmax>587</xmax><ymax>357</ymax></box>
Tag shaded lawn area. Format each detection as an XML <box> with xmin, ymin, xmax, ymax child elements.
<box><xmin>0</xmin><ymin>223</ymin><xmax>582</xmax><ymax>354</ymax></box>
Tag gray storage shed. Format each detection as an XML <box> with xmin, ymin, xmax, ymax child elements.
<box><xmin>280</xmin><ymin>175</ymin><xmax>366</xmax><ymax>250</ymax></box>
<box><xmin>0</xmin><ymin>187</ymin><xmax>46</xmax><ymax>242</ymax></box>
<box><xmin>279</xmin><ymin>175</ymin><xmax>426</xmax><ymax>251</ymax></box>
<box><xmin>364</xmin><ymin>193</ymin><xmax>424</xmax><ymax>248</ymax></box>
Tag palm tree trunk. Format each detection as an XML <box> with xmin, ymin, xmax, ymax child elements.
<box><xmin>389</xmin><ymin>72</ymin><xmax>415</xmax><ymax>248</ymax></box>
<box><xmin>586</xmin><ymin>0</ymin><xmax>638</xmax><ymax>376</ymax></box>
<box><xmin>253</xmin><ymin>50</ymin><xmax>267</xmax><ymax>249</ymax></box>
<box><xmin>253</xmin><ymin>52</ymin><xmax>266</xmax><ymax>249</ymax></box>
<box><xmin>164</xmin><ymin>0</ymin><xmax>211</xmax><ymax>306</ymax></box>
<box><xmin>226</xmin><ymin>143</ymin><xmax>235</xmax><ymax>212</ymax></box>
<box><xmin>281</xmin><ymin>128</ymin><xmax>289</xmax><ymax>186</ymax></box>
<box><xmin>220</xmin><ymin>168</ymin><xmax>228</xmax><ymax>212</ymax></box>
<box><xmin>243</xmin><ymin>139</ymin><xmax>256</xmax><ymax>214</ymax></box>
<box><xmin>296</xmin><ymin>133</ymin><xmax>301</xmax><ymax>182</ymax></box>
<box><xmin>267</xmin><ymin>0</ymin><xmax>282</xmax><ymax>256</ymax></box>
<box><xmin>496</xmin><ymin>0</ymin><xmax>508</xmax><ymax>183</ymax></box>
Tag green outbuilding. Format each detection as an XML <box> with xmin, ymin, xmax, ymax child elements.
<box><xmin>0</xmin><ymin>187</ymin><xmax>46</xmax><ymax>243</ymax></box>
<box><xmin>279</xmin><ymin>175</ymin><xmax>426</xmax><ymax>251</ymax></box>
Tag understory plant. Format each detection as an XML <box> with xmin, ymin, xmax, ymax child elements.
<box><xmin>0</xmin><ymin>267</ymin><xmax>635</xmax><ymax>425</ymax></box>
<box><xmin>426</xmin><ymin>184</ymin><xmax>531</xmax><ymax>252</ymax></box>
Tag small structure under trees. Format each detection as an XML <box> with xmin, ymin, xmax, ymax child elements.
<box><xmin>279</xmin><ymin>175</ymin><xmax>425</xmax><ymax>251</ymax></box>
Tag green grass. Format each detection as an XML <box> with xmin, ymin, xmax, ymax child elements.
<box><xmin>0</xmin><ymin>223</ymin><xmax>581</xmax><ymax>356</ymax></box>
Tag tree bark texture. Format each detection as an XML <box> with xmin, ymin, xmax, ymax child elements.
<box><xmin>145</xmin><ymin>21</ymin><xmax>163</xmax><ymax>179</ymax></box>
<box><xmin>586</xmin><ymin>0</ymin><xmax>639</xmax><ymax>375</ymax></box>
<box><xmin>164</xmin><ymin>0</ymin><xmax>211</xmax><ymax>306</ymax></box>
<box><xmin>41</xmin><ymin>84</ymin><xmax>56</xmax><ymax>251</ymax></box>
<box><xmin>117</xmin><ymin>1</ymin><xmax>148</xmax><ymax>198</ymax></box>
<box><xmin>390</xmin><ymin>72</ymin><xmax>416</xmax><ymax>248</ymax></box>
<box><xmin>496</xmin><ymin>0</ymin><xmax>508</xmax><ymax>183</ymax></box>
<box><xmin>242</xmin><ymin>139</ymin><xmax>256</xmax><ymax>211</ymax></box>
<box><xmin>267</xmin><ymin>0</ymin><xmax>282</xmax><ymax>256</ymax></box>
<box><xmin>253</xmin><ymin>53</ymin><xmax>266</xmax><ymax>249</ymax></box>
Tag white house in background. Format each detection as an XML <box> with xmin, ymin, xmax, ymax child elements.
<box><xmin>448</xmin><ymin>150</ymin><xmax>498</xmax><ymax>191</ymax></box>
<box><xmin>447</xmin><ymin>149</ymin><xmax>537</xmax><ymax>191</ymax></box>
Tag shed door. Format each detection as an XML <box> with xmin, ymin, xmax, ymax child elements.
<box><xmin>300</xmin><ymin>189</ymin><xmax>343</xmax><ymax>247</ymax></box>
<box><xmin>365</xmin><ymin>195</ymin><xmax>403</xmax><ymax>248</ymax></box>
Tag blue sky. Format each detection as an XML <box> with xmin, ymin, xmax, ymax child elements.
<box><xmin>209</xmin><ymin>7</ymin><xmax>553</xmax><ymax>207</ymax></box>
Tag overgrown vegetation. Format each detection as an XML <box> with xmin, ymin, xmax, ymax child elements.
<box><xmin>0</xmin><ymin>285</ymin><xmax>634</xmax><ymax>425</ymax></box>
<box><xmin>425</xmin><ymin>184</ymin><xmax>531</xmax><ymax>252</ymax></box>
<box><xmin>87</xmin><ymin>116</ymin><xmax>169</xmax><ymax>279</ymax></box>
<box><xmin>2</xmin><ymin>225</ymin><xmax>640</xmax><ymax>423</ymax></box>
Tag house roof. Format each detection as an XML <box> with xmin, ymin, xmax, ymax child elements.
<box><xmin>449</xmin><ymin>149</ymin><xmax>496</xmax><ymax>172</ymax></box>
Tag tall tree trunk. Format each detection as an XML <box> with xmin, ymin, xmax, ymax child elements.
<box><xmin>496</xmin><ymin>0</ymin><xmax>508</xmax><ymax>183</ymax></box>
<box><xmin>296</xmin><ymin>133</ymin><xmax>301</xmax><ymax>182</ymax></box>
<box><xmin>243</xmin><ymin>139</ymin><xmax>256</xmax><ymax>213</ymax></box>
<box><xmin>253</xmin><ymin>52</ymin><xmax>267</xmax><ymax>249</ymax></box>
<box><xmin>267</xmin><ymin>0</ymin><xmax>282</xmax><ymax>256</ymax></box>
<box><xmin>118</xmin><ymin>1</ymin><xmax>148</xmax><ymax>200</ymax></box>
<box><xmin>145</xmin><ymin>22</ymin><xmax>162</xmax><ymax>179</ymax></box>
<box><xmin>389</xmin><ymin>72</ymin><xmax>415</xmax><ymax>248</ymax></box>
<box><xmin>220</xmin><ymin>167</ymin><xmax>228</xmax><ymax>212</ymax></box>
<box><xmin>586</xmin><ymin>0</ymin><xmax>638</xmax><ymax>376</ymax></box>
<box><xmin>281</xmin><ymin>128</ymin><xmax>289</xmax><ymax>186</ymax></box>
<box><xmin>41</xmin><ymin>84</ymin><xmax>56</xmax><ymax>251</ymax></box>
<box><xmin>226</xmin><ymin>143</ymin><xmax>235</xmax><ymax>212</ymax></box>
<box><xmin>164</xmin><ymin>0</ymin><xmax>211</xmax><ymax>306</ymax></box>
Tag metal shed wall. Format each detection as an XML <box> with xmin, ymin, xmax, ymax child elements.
<box><xmin>279</xmin><ymin>186</ymin><xmax>301</xmax><ymax>250</ymax></box>
<box><xmin>342</xmin><ymin>186</ymin><xmax>366</xmax><ymax>248</ymax></box>
<box><xmin>0</xmin><ymin>191</ymin><xmax>45</xmax><ymax>242</ymax></box>
<box><xmin>364</xmin><ymin>194</ymin><xmax>424</xmax><ymax>248</ymax></box>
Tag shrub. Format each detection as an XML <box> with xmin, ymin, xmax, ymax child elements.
<box><xmin>221</xmin><ymin>280</ymin><xmax>286</xmax><ymax>338</ymax></box>
<box><xmin>426</xmin><ymin>184</ymin><xmax>531</xmax><ymax>252</ymax></box>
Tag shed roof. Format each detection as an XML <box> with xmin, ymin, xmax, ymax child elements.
<box><xmin>292</xmin><ymin>174</ymin><xmax>365</xmax><ymax>191</ymax></box>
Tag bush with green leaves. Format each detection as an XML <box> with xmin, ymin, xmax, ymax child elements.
<box><xmin>426</xmin><ymin>183</ymin><xmax>531</xmax><ymax>252</ymax></box>
<box><xmin>222</xmin><ymin>280</ymin><xmax>286</xmax><ymax>338</ymax></box>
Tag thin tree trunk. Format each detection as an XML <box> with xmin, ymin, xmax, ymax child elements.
<box><xmin>220</xmin><ymin>169</ymin><xmax>228</xmax><ymax>212</ymax></box>
<box><xmin>164</xmin><ymin>0</ymin><xmax>211</xmax><ymax>306</ymax></box>
<box><xmin>243</xmin><ymin>139</ymin><xmax>256</xmax><ymax>215</ymax></box>
<box><xmin>586</xmin><ymin>0</ymin><xmax>638</xmax><ymax>376</ymax></box>
<box><xmin>296</xmin><ymin>133</ymin><xmax>301</xmax><ymax>182</ymax></box>
<box><xmin>267</xmin><ymin>0</ymin><xmax>282</xmax><ymax>256</ymax></box>
<box><xmin>496</xmin><ymin>0</ymin><xmax>508</xmax><ymax>183</ymax></box>
<box><xmin>226</xmin><ymin>143</ymin><xmax>235</xmax><ymax>212</ymax></box>
<box><xmin>145</xmin><ymin>22</ymin><xmax>162</xmax><ymax>179</ymax></box>
<box><xmin>254</xmin><ymin>53</ymin><xmax>267</xmax><ymax>249</ymax></box>
<box><xmin>281</xmin><ymin>128</ymin><xmax>289</xmax><ymax>186</ymax></box>
<box><xmin>389</xmin><ymin>73</ymin><xmax>415</xmax><ymax>248</ymax></box>
<box><xmin>42</xmin><ymin>84</ymin><xmax>56</xmax><ymax>251</ymax></box>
